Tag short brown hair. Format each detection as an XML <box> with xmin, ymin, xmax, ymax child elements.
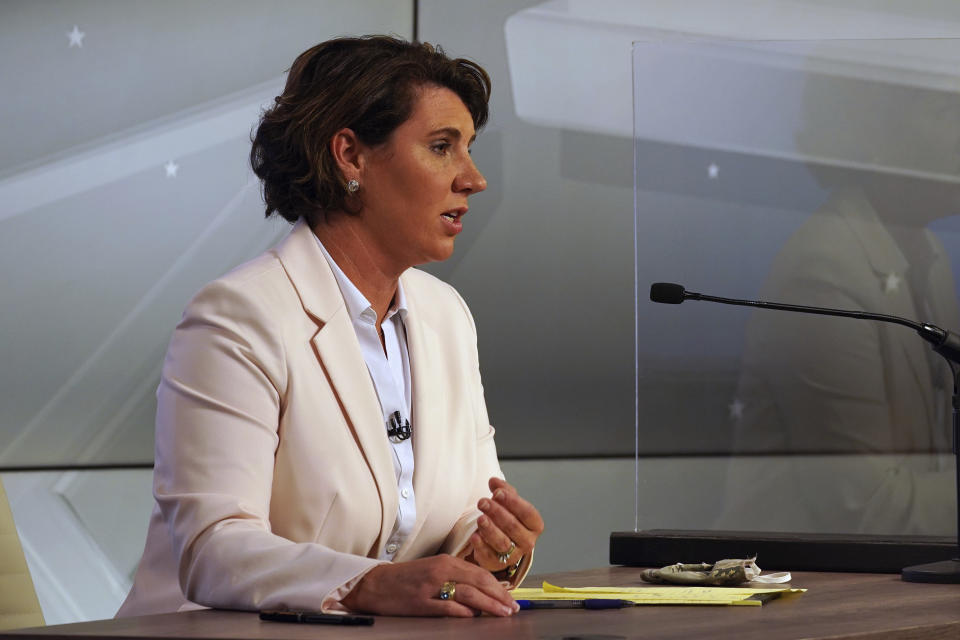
<box><xmin>250</xmin><ymin>35</ymin><xmax>492</xmax><ymax>227</ymax></box>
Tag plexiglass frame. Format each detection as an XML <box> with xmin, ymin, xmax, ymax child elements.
<box><xmin>632</xmin><ymin>38</ymin><xmax>960</xmax><ymax>545</ymax></box>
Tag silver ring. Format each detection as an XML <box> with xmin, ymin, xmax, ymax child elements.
<box><xmin>497</xmin><ymin>541</ymin><xmax>517</xmax><ymax>564</ymax></box>
<box><xmin>439</xmin><ymin>581</ymin><xmax>456</xmax><ymax>601</ymax></box>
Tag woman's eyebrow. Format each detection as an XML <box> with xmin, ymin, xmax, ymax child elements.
<box><xmin>428</xmin><ymin>126</ymin><xmax>477</xmax><ymax>143</ymax></box>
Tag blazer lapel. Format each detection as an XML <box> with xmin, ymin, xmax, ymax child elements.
<box><xmin>274</xmin><ymin>220</ymin><xmax>398</xmax><ymax>553</ymax></box>
<box><xmin>400</xmin><ymin>276</ymin><xmax>447</xmax><ymax>546</ymax></box>
<box><xmin>920</xmin><ymin>231</ymin><xmax>960</xmax><ymax>450</ymax></box>
<box><xmin>924</xmin><ymin>230</ymin><xmax>960</xmax><ymax>336</ymax></box>
<box><xmin>838</xmin><ymin>191</ymin><xmax>934</xmax><ymax>425</ymax></box>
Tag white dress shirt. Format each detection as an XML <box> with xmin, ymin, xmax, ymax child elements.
<box><xmin>315</xmin><ymin>237</ymin><xmax>417</xmax><ymax>561</ymax></box>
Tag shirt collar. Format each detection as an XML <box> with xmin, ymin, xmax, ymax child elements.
<box><xmin>314</xmin><ymin>235</ymin><xmax>408</xmax><ymax>324</ymax></box>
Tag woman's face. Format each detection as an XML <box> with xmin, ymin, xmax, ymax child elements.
<box><xmin>356</xmin><ymin>85</ymin><xmax>487</xmax><ymax>272</ymax></box>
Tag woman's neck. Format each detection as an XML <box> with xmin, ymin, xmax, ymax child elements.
<box><xmin>311</xmin><ymin>215</ymin><xmax>400</xmax><ymax>325</ymax></box>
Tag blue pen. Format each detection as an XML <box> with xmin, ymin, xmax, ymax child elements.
<box><xmin>515</xmin><ymin>599</ymin><xmax>634</xmax><ymax>610</ymax></box>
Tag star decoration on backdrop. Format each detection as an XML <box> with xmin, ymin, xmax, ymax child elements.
<box><xmin>708</xmin><ymin>163</ymin><xmax>719</xmax><ymax>180</ymax></box>
<box><xmin>728</xmin><ymin>398</ymin><xmax>744</xmax><ymax>421</ymax></box>
<box><xmin>67</xmin><ymin>25</ymin><xmax>85</xmax><ymax>48</ymax></box>
<box><xmin>164</xmin><ymin>161</ymin><xmax>179</xmax><ymax>178</ymax></box>
<box><xmin>882</xmin><ymin>272</ymin><xmax>901</xmax><ymax>294</ymax></box>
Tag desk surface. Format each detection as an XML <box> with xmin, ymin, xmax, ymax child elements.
<box><xmin>3</xmin><ymin>566</ymin><xmax>959</xmax><ymax>640</ymax></box>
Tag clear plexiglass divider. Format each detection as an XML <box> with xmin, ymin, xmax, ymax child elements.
<box><xmin>618</xmin><ymin>38</ymin><xmax>960</xmax><ymax>577</ymax></box>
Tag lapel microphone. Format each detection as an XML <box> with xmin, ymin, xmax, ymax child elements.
<box><xmin>387</xmin><ymin>410</ymin><xmax>411</xmax><ymax>443</ymax></box>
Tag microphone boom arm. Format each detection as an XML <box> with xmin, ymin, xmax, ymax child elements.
<box><xmin>689</xmin><ymin>290</ymin><xmax>922</xmax><ymax>331</ymax></box>
<box><xmin>657</xmin><ymin>283</ymin><xmax>960</xmax><ymax>365</ymax></box>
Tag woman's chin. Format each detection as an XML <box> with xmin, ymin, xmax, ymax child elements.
<box><xmin>423</xmin><ymin>240</ymin><xmax>457</xmax><ymax>265</ymax></box>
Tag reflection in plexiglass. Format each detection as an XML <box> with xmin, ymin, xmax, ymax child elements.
<box><xmin>634</xmin><ymin>39</ymin><xmax>959</xmax><ymax>537</ymax></box>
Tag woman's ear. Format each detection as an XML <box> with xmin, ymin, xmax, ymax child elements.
<box><xmin>330</xmin><ymin>127</ymin><xmax>363</xmax><ymax>182</ymax></box>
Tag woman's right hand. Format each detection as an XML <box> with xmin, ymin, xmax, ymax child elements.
<box><xmin>340</xmin><ymin>554</ymin><xmax>519</xmax><ymax>617</ymax></box>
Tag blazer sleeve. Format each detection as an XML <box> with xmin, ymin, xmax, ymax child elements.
<box><xmin>438</xmin><ymin>287</ymin><xmax>534</xmax><ymax>587</ymax></box>
<box><xmin>153</xmin><ymin>275</ymin><xmax>383</xmax><ymax>613</ymax></box>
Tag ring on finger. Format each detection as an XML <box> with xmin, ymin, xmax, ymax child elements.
<box><xmin>496</xmin><ymin>540</ymin><xmax>517</xmax><ymax>564</ymax></box>
<box><xmin>439</xmin><ymin>581</ymin><xmax>456</xmax><ymax>601</ymax></box>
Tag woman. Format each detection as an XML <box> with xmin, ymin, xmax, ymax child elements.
<box><xmin>118</xmin><ymin>35</ymin><xmax>543</xmax><ymax>618</ymax></box>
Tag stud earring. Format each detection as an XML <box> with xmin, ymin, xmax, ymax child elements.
<box><xmin>346</xmin><ymin>179</ymin><xmax>360</xmax><ymax>193</ymax></box>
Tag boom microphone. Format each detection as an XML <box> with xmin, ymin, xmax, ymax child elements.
<box><xmin>649</xmin><ymin>282</ymin><xmax>960</xmax><ymax>364</ymax></box>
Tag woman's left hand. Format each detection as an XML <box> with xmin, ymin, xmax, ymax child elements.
<box><xmin>470</xmin><ymin>477</ymin><xmax>544</xmax><ymax>574</ymax></box>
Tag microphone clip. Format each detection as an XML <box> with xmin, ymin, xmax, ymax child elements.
<box><xmin>387</xmin><ymin>410</ymin><xmax>412</xmax><ymax>443</ymax></box>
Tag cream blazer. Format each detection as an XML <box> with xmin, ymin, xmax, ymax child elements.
<box><xmin>118</xmin><ymin>220</ymin><xmax>530</xmax><ymax>616</ymax></box>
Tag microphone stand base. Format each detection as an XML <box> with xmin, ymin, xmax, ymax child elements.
<box><xmin>901</xmin><ymin>557</ymin><xmax>960</xmax><ymax>583</ymax></box>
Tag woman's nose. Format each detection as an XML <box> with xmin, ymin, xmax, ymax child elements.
<box><xmin>456</xmin><ymin>158</ymin><xmax>487</xmax><ymax>194</ymax></box>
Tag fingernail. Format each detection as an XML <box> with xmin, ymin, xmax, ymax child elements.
<box><xmin>499</xmin><ymin>581</ymin><xmax>511</xmax><ymax>587</ymax></box>
<box><xmin>479</xmin><ymin>498</ymin><xmax>490</xmax><ymax>510</ymax></box>
<box><xmin>501</xmin><ymin>604</ymin><xmax>514</xmax><ymax>616</ymax></box>
<box><xmin>512</xmin><ymin>602</ymin><xmax>520</xmax><ymax>613</ymax></box>
<box><xmin>478</xmin><ymin>515</ymin><xmax>488</xmax><ymax>526</ymax></box>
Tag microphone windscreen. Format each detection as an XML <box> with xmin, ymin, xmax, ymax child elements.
<box><xmin>650</xmin><ymin>282</ymin><xmax>686</xmax><ymax>304</ymax></box>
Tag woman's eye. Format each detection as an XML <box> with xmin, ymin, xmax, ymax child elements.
<box><xmin>431</xmin><ymin>142</ymin><xmax>451</xmax><ymax>155</ymax></box>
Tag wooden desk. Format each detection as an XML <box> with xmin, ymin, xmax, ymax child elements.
<box><xmin>3</xmin><ymin>567</ymin><xmax>958</xmax><ymax>640</ymax></box>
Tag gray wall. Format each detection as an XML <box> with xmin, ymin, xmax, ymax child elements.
<box><xmin>419</xmin><ymin>0</ymin><xmax>636</xmax><ymax>456</ymax></box>
<box><xmin>0</xmin><ymin>1</ymin><xmax>411</xmax><ymax>466</ymax></box>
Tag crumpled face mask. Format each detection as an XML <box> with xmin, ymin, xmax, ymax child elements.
<box><xmin>640</xmin><ymin>557</ymin><xmax>792</xmax><ymax>586</ymax></box>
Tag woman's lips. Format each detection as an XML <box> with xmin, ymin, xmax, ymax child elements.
<box><xmin>441</xmin><ymin>209</ymin><xmax>466</xmax><ymax>233</ymax></box>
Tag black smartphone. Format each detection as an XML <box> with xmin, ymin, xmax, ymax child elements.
<box><xmin>260</xmin><ymin>610</ymin><xmax>375</xmax><ymax>626</ymax></box>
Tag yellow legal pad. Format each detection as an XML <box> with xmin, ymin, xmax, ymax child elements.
<box><xmin>512</xmin><ymin>581</ymin><xmax>806</xmax><ymax>606</ymax></box>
